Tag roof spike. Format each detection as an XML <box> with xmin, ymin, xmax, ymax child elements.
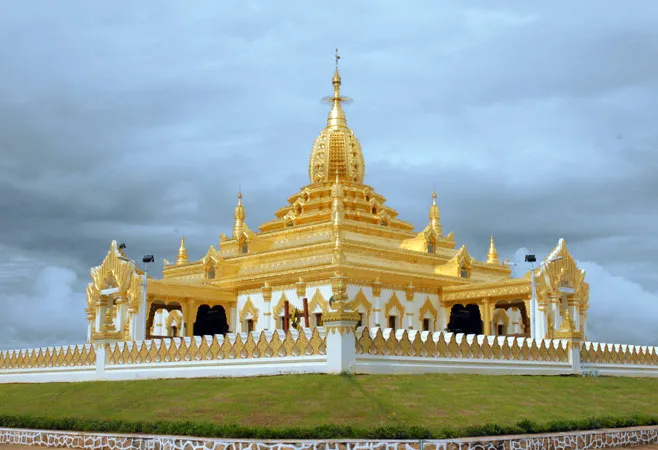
<box><xmin>176</xmin><ymin>235</ymin><xmax>188</xmax><ymax>265</ymax></box>
<box><xmin>233</xmin><ymin>191</ymin><xmax>246</xmax><ymax>239</ymax></box>
<box><xmin>429</xmin><ymin>190</ymin><xmax>442</xmax><ymax>236</ymax></box>
<box><xmin>487</xmin><ymin>234</ymin><xmax>499</xmax><ymax>265</ymax></box>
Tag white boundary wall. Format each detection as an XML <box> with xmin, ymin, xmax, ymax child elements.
<box><xmin>1</xmin><ymin>328</ymin><xmax>658</xmax><ymax>383</ymax></box>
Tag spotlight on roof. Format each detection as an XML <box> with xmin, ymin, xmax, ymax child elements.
<box><xmin>118</xmin><ymin>243</ymin><xmax>127</xmax><ymax>250</ymax></box>
<box><xmin>524</xmin><ymin>254</ymin><xmax>536</xmax><ymax>263</ymax></box>
<box><xmin>142</xmin><ymin>255</ymin><xmax>155</xmax><ymax>264</ymax></box>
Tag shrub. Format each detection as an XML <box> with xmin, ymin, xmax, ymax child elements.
<box><xmin>0</xmin><ymin>414</ymin><xmax>655</xmax><ymax>439</ymax></box>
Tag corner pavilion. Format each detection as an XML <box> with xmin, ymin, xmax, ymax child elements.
<box><xmin>85</xmin><ymin>58</ymin><xmax>590</xmax><ymax>345</ymax></box>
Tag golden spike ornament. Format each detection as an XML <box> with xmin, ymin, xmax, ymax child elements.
<box><xmin>176</xmin><ymin>235</ymin><xmax>188</xmax><ymax>265</ymax></box>
<box><xmin>487</xmin><ymin>234</ymin><xmax>499</xmax><ymax>265</ymax></box>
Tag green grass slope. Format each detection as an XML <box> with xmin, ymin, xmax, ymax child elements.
<box><xmin>0</xmin><ymin>374</ymin><xmax>657</xmax><ymax>437</ymax></box>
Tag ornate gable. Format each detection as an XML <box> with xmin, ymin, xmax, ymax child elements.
<box><xmin>308</xmin><ymin>288</ymin><xmax>329</xmax><ymax>313</ymax></box>
<box><xmin>434</xmin><ymin>245</ymin><xmax>475</xmax><ymax>278</ymax></box>
<box><xmin>385</xmin><ymin>292</ymin><xmax>405</xmax><ymax>318</ymax></box>
<box><xmin>534</xmin><ymin>239</ymin><xmax>589</xmax><ymax>307</ymax></box>
<box><xmin>86</xmin><ymin>241</ymin><xmax>144</xmax><ymax>324</ymax></box>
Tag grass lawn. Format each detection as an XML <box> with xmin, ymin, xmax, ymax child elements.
<box><xmin>0</xmin><ymin>374</ymin><xmax>657</xmax><ymax>431</ymax></box>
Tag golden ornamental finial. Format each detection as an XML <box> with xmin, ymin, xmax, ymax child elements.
<box><xmin>233</xmin><ymin>190</ymin><xmax>246</xmax><ymax>238</ymax></box>
<box><xmin>335</xmin><ymin>48</ymin><xmax>340</xmax><ymax>67</ymax></box>
<box><xmin>487</xmin><ymin>234</ymin><xmax>499</xmax><ymax>265</ymax></box>
<box><xmin>429</xmin><ymin>191</ymin><xmax>441</xmax><ymax>237</ymax></box>
<box><xmin>177</xmin><ymin>235</ymin><xmax>188</xmax><ymax>265</ymax></box>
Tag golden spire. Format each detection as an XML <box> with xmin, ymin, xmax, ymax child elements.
<box><xmin>429</xmin><ymin>191</ymin><xmax>442</xmax><ymax>236</ymax></box>
<box><xmin>232</xmin><ymin>191</ymin><xmax>245</xmax><ymax>239</ymax></box>
<box><xmin>328</xmin><ymin>48</ymin><xmax>347</xmax><ymax>129</ymax></box>
<box><xmin>487</xmin><ymin>234</ymin><xmax>499</xmax><ymax>265</ymax></box>
<box><xmin>176</xmin><ymin>235</ymin><xmax>188</xmax><ymax>265</ymax></box>
<box><xmin>308</xmin><ymin>50</ymin><xmax>365</xmax><ymax>185</ymax></box>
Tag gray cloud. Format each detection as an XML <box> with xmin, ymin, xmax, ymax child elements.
<box><xmin>1</xmin><ymin>1</ymin><xmax>658</xmax><ymax>348</ymax></box>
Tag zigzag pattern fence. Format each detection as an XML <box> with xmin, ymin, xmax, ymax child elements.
<box><xmin>107</xmin><ymin>329</ymin><xmax>326</xmax><ymax>366</ymax></box>
<box><xmin>356</xmin><ymin>328</ymin><xmax>571</xmax><ymax>362</ymax></box>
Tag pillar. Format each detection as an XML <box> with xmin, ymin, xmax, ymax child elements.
<box><xmin>184</xmin><ymin>299</ymin><xmax>197</xmax><ymax>337</ymax></box>
<box><xmin>95</xmin><ymin>343</ymin><xmax>107</xmax><ymax>378</ymax></box>
<box><xmin>325</xmin><ymin>316</ymin><xmax>359</xmax><ymax>373</ymax></box>
<box><xmin>229</xmin><ymin>304</ymin><xmax>237</xmax><ymax>333</ymax></box>
<box><xmin>132</xmin><ymin>276</ymin><xmax>149</xmax><ymax>341</ymax></box>
<box><xmin>87</xmin><ymin>319</ymin><xmax>93</xmax><ymax>343</ymax></box>
<box><xmin>115</xmin><ymin>295</ymin><xmax>127</xmax><ymax>336</ymax></box>
<box><xmin>374</xmin><ymin>303</ymin><xmax>381</xmax><ymax>328</ymax></box>
<box><xmin>482</xmin><ymin>300</ymin><xmax>493</xmax><ymax>336</ymax></box>
<box><xmin>568</xmin><ymin>337</ymin><xmax>582</xmax><ymax>375</ymax></box>
<box><xmin>442</xmin><ymin>306</ymin><xmax>452</xmax><ymax>332</ymax></box>
<box><xmin>262</xmin><ymin>282</ymin><xmax>273</xmax><ymax>330</ymax></box>
<box><xmin>372</xmin><ymin>278</ymin><xmax>382</xmax><ymax>327</ymax></box>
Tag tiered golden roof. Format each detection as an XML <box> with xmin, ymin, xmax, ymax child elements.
<box><xmin>164</xmin><ymin>52</ymin><xmax>514</xmax><ymax>291</ymax></box>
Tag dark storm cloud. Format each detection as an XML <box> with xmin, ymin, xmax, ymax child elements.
<box><xmin>1</xmin><ymin>1</ymin><xmax>658</xmax><ymax>347</ymax></box>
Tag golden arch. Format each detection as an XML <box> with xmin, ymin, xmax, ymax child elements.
<box><xmin>419</xmin><ymin>296</ymin><xmax>438</xmax><ymax>320</ymax></box>
<box><xmin>308</xmin><ymin>289</ymin><xmax>328</xmax><ymax>313</ymax></box>
<box><xmin>240</xmin><ymin>296</ymin><xmax>260</xmax><ymax>325</ymax></box>
<box><xmin>165</xmin><ymin>309</ymin><xmax>183</xmax><ymax>329</ymax></box>
<box><xmin>493</xmin><ymin>308</ymin><xmax>509</xmax><ymax>324</ymax></box>
<box><xmin>349</xmin><ymin>288</ymin><xmax>372</xmax><ymax>325</ymax></box>
<box><xmin>272</xmin><ymin>292</ymin><xmax>290</xmax><ymax>318</ymax></box>
<box><xmin>384</xmin><ymin>292</ymin><xmax>405</xmax><ymax>320</ymax></box>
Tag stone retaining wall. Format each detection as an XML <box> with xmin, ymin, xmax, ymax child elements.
<box><xmin>1</xmin><ymin>426</ymin><xmax>657</xmax><ymax>450</ymax></box>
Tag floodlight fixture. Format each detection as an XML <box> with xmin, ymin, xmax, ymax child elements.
<box><xmin>524</xmin><ymin>254</ymin><xmax>536</xmax><ymax>263</ymax></box>
<box><xmin>118</xmin><ymin>243</ymin><xmax>127</xmax><ymax>250</ymax></box>
<box><xmin>142</xmin><ymin>255</ymin><xmax>155</xmax><ymax>264</ymax></box>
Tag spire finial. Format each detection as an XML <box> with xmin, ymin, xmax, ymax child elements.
<box><xmin>428</xmin><ymin>190</ymin><xmax>442</xmax><ymax>236</ymax></box>
<box><xmin>335</xmin><ymin>48</ymin><xmax>340</xmax><ymax>68</ymax></box>
<box><xmin>233</xmin><ymin>190</ymin><xmax>246</xmax><ymax>238</ymax></box>
<box><xmin>487</xmin><ymin>234</ymin><xmax>500</xmax><ymax>265</ymax></box>
<box><xmin>176</xmin><ymin>234</ymin><xmax>188</xmax><ymax>265</ymax></box>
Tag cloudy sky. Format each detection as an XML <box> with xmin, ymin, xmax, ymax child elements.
<box><xmin>1</xmin><ymin>1</ymin><xmax>657</xmax><ymax>349</ymax></box>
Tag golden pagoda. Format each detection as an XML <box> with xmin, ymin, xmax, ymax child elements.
<box><xmin>85</xmin><ymin>52</ymin><xmax>590</xmax><ymax>344</ymax></box>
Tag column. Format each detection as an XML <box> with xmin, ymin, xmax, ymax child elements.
<box><xmin>95</xmin><ymin>297</ymin><xmax>105</xmax><ymax>334</ymax></box>
<box><xmin>184</xmin><ymin>299</ymin><xmax>197</xmax><ymax>337</ymax></box>
<box><xmin>325</xmin><ymin>273</ymin><xmax>360</xmax><ymax>373</ymax></box>
<box><xmin>229</xmin><ymin>304</ymin><xmax>237</xmax><ymax>333</ymax></box>
<box><xmin>115</xmin><ymin>295</ymin><xmax>126</xmax><ymax>336</ymax></box>
<box><xmin>374</xmin><ymin>300</ymin><xmax>381</xmax><ymax>328</ymax></box>
<box><xmin>442</xmin><ymin>306</ymin><xmax>452</xmax><ymax>332</ymax></box>
<box><xmin>523</xmin><ymin>299</ymin><xmax>532</xmax><ymax>336</ymax></box>
<box><xmin>87</xmin><ymin>319</ymin><xmax>93</xmax><ymax>343</ymax></box>
<box><xmin>262</xmin><ymin>282</ymin><xmax>272</xmax><ymax>330</ymax></box>
<box><xmin>132</xmin><ymin>275</ymin><xmax>149</xmax><ymax>341</ymax></box>
<box><xmin>482</xmin><ymin>300</ymin><xmax>493</xmax><ymax>336</ymax></box>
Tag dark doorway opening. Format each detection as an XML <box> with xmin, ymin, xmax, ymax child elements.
<box><xmin>447</xmin><ymin>304</ymin><xmax>483</xmax><ymax>334</ymax></box>
<box><xmin>193</xmin><ymin>304</ymin><xmax>229</xmax><ymax>336</ymax></box>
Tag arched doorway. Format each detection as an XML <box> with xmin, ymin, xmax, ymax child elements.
<box><xmin>447</xmin><ymin>304</ymin><xmax>483</xmax><ymax>335</ymax></box>
<box><xmin>193</xmin><ymin>304</ymin><xmax>229</xmax><ymax>336</ymax></box>
<box><xmin>494</xmin><ymin>300</ymin><xmax>530</xmax><ymax>337</ymax></box>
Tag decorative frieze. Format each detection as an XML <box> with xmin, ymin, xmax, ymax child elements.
<box><xmin>0</xmin><ymin>425</ymin><xmax>657</xmax><ymax>450</ymax></box>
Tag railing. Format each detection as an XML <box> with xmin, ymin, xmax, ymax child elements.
<box><xmin>107</xmin><ymin>328</ymin><xmax>326</xmax><ymax>365</ymax></box>
<box><xmin>356</xmin><ymin>328</ymin><xmax>570</xmax><ymax>362</ymax></box>
<box><xmin>0</xmin><ymin>345</ymin><xmax>96</xmax><ymax>370</ymax></box>
<box><xmin>580</xmin><ymin>341</ymin><xmax>658</xmax><ymax>367</ymax></box>
<box><xmin>2</xmin><ymin>328</ymin><xmax>658</xmax><ymax>382</ymax></box>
